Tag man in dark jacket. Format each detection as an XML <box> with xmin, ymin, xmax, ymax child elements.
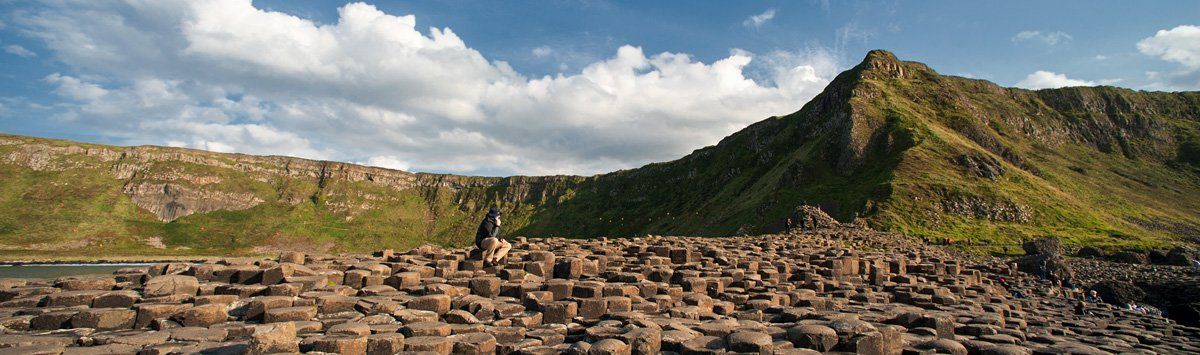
<box><xmin>476</xmin><ymin>207</ymin><xmax>509</xmax><ymax>266</ymax></box>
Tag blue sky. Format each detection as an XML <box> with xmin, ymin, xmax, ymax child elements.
<box><xmin>0</xmin><ymin>1</ymin><xmax>1198</xmax><ymax>176</ymax></box>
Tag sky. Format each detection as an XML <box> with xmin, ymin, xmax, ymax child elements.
<box><xmin>0</xmin><ymin>1</ymin><xmax>1198</xmax><ymax>176</ymax></box>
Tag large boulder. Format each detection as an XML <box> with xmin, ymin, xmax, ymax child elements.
<box><xmin>1090</xmin><ymin>280</ymin><xmax>1145</xmax><ymax>306</ymax></box>
<box><xmin>1075</xmin><ymin>246</ymin><xmax>1106</xmax><ymax>258</ymax></box>
<box><xmin>1022</xmin><ymin>237</ymin><xmax>1064</xmax><ymax>256</ymax></box>
<box><xmin>1164</xmin><ymin>303</ymin><xmax>1200</xmax><ymax>327</ymax></box>
<box><xmin>1111</xmin><ymin>250</ymin><xmax>1149</xmax><ymax>264</ymax></box>
<box><xmin>1165</xmin><ymin>246</ymin><xmax>1197</xmax><ymax>266</ymax></box>
<box><xmin>1012</xmin><ymin>254</ymin><xmax>1073</xmax><ymax>282</ymax></box>
<box><xmin>1148</xmin><ymin>249</ymin><xmax>1169</xmax><ymax>264</ymax></box>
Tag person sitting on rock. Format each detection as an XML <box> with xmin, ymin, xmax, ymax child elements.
<box><xmin>475</xmin><ymin>207</ymin><xmax>510</xmax><ymax>267</ymax></box>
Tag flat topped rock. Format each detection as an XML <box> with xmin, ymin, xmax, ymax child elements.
<box><xmin>0</xmin><ymin>232</ymin><xmax>1193</xmax><ymax>354</ymax></box>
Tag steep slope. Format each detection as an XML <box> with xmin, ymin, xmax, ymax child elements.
<box><xmin>522</xmin><ymin>50</ymin><xmax>1200</xmax><ymax>250</ymax></box>
<box><xmin>1</xmin><ymin>50</ymin><xmax>1198</xmax><ymax>257</ymax></box>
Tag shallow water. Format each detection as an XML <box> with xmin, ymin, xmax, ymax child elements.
<box><xmin>0</xmin><ymin>264</ymin><xmax>150</xmax><ymax>279</ymax></box>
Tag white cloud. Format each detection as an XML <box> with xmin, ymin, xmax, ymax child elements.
<box><xmin>743</xmin><ymin>9</ymin><xmax>776</xmax><ymax>29</ymax></box>
<box><xmin>361</xmin><ymin>155</ymin><xmax>411</xmax><ymax>171</ymax></box>
<box><xmin>532</xmin><ymin>46</ymin><xmax>553</xmax><ymax>58</ymax></box>
<box><xmin>17</xmin><ymin>0</ymin><xmax>839</xmax><ymax>176</ymax></box>
<box><xmin>44</xmin><ymin>73</ymin><xmax>108</xmax><ymax>101</ymax></box>
<box><xmin>4</xmin><ymin>45</ymin><xmax>36</xmax><ymax>58</ymax></box>
<box><xmin>1136</xmin><ymin>25</ymin><xmax>1200</xmax><ymax>90</ymax></box>
<box><xmin>1015</xmin><ymin>70</ymin><xmax>1098</xmax><ymax>89</ymax></box>
<box><xmin>1138</xmin><ymin>25</ymin><xmax>1200</xmax><ymax>70</ymax></box>
<box><xmin>1011</xmin><ymin>30</ymin><xmax>1073</xmax><ymax>46</ymax></box>
<box><xmin>1093</xmin><ymin>55</ymin><xmax>1108</xmax><ymax>61</ymax></box>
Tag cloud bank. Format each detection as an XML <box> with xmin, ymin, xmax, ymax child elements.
<box><xmin>16</xmin><ymin>0</ymin><xmax>838</xmax><ymax>176</ymax></box>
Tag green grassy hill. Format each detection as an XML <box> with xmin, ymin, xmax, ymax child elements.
<box><xmin>1</xmin><ymin>50</ymin><xmax>1197</xmax><ymax>258</ymax></box>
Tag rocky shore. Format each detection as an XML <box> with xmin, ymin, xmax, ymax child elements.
<box><xmin>0</xmin><ymin>229</ymin><xmax>1196</xmax><ymax>354</ymax></box>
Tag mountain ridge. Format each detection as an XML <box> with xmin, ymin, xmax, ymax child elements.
<box><xmin>2</xmin><ymin>49</ymin><xmax>1198</xmax><ymax>257</ymax></box>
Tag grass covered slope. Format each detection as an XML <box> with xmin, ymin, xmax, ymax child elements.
<box><xmin>521</xmin><ymin>50</ymin><xmax>1200</xmax><ymax>250</ymax></box>
<box><xmin>0</xmin><ymin>134</ymin><xmax>586</xmax><ymax>258</ymax></box>
<box><xmin>0</xmin><ymin>50</ymin><xmax>1197</xmax><ymax>258</ymax></box>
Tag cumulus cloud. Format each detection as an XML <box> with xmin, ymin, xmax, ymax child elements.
<box><xmin>743</xmin><ymin>9</ymin><xmax>776</xmax><ymax>29</ymax></box>
<box><xmin>4</xmin><ymin>45</ymin><xmax>36</xmax><ymax>58</ymax></box>
<box><xmin>1138</xmin><ymin>25</ymin><xmax>1200</xmax><ymax>69</ymax></box>
<box><xmin>1136</xmin><ymin>25</ymin><xmax>1200</xmax><ymax>90</ymax></box>
<box><xmin>1016</xmin><ymin>71</ymin><xmax>1093</xmax><ymax>89</ymax></box>
<box><xmin>1015</xmin><ymin>70</ymin><xmax>1119</xmax><ymax>89</ymax></box>
<box><xmin>361</xmin><ymin>156</ymin><xmax>411</xmax><ymax>171</ymax></box>
<box><xmin>1011</xmin><ymin>30</ymin><xmax>1073</xmax><ymax>46</ymax></box>
<box><xmin>16</xmin><ymin>0</ymin><xmax>839</xmax><ymax>176</ymax></box>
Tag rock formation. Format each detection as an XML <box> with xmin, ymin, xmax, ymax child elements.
<box><xmin>0</xmin><ymin>229</ymin><xmax>1195</xmax><ymax>354</ymax></box>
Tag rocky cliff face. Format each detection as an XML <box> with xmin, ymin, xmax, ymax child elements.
<box><xmin>122</xmin><ymin>183</ymin><xmax>264</xmax><ymax>222</ymax></box>
<box><xmin>0</xmin><ymin>50</ymin><xmax>1197</xmax><ymax>256</ymax></box>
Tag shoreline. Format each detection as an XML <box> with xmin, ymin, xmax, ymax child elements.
<box><xmin>0</xmin><ymin>256</ymin><xmax>237</xmax><ymax>265</ymax></box>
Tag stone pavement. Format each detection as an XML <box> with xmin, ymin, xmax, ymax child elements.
<box><xmin>0</xmin><ymin>230</ymin><xmax>1196</xmax><ymax>354</ymax></box>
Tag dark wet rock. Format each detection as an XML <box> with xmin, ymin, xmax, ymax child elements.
<box><xmin>1091</xmin><ymin>280</ymin><xmax>1145</xmax><ymax>306</ymax></box>
<box><xmin>1165</xmin><ymin>246</ymin><xmax>1197</xmax><ymax>266</ymax></box>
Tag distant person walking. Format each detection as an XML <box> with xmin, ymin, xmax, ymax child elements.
<box><xmin>785</xmin><ymin>218</ymin><xmax>794</xmax><ymax>234</ymax></box>
<box><xmin>475</xmin><ymin>207</ymin><xmax>510</xmax><ymax>267</ymax></box>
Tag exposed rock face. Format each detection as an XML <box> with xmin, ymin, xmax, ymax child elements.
<box><xmin>955</xmin><ymin>154</ymin><xmax>1005</xmax><ymax>181</ymax></box>
<box><xmin>124</xmin><ymin>183</ymin><xmax>264</xmax><ymax>222</ymax></box>
<box><xmin>939</xmin><ymin>195</ymin><xmax>1032</xmax><ymax>223</ymax></box>
<box><xmin>0</xmin><ymin>230</ymin><xmax>1196</xmax><ymax>354</ymax></box>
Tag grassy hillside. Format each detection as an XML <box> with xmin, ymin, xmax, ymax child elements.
<box><xmin>1</xmin><ymin>50</ymin><xmax>1197</xmax><ymax>258</ymax></box>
